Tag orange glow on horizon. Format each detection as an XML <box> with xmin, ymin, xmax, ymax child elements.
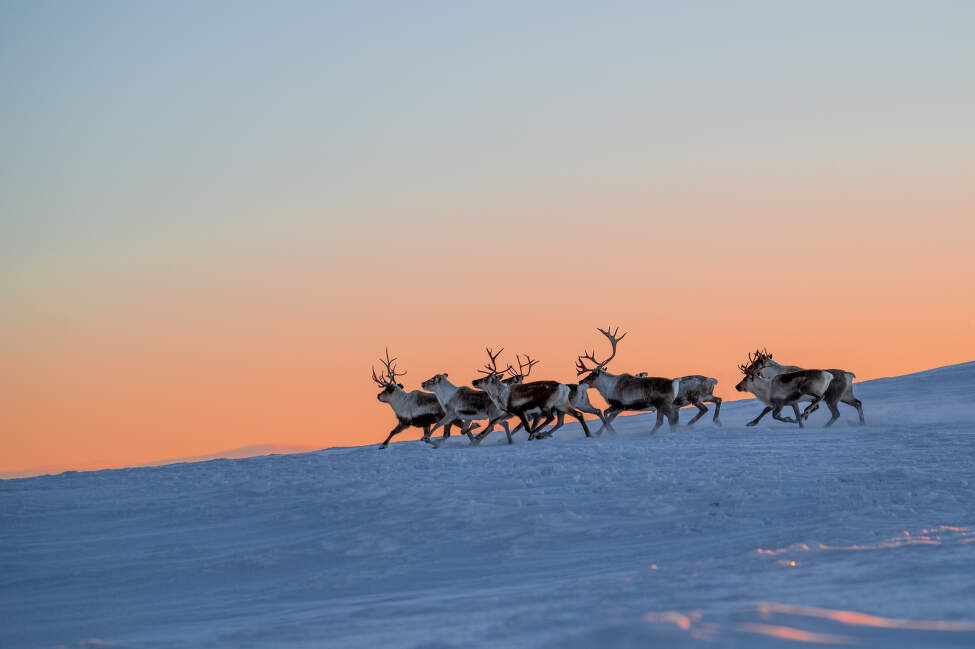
<box><xmin>2</xmin><ymin>183</ymin><xmax>973</xmax><ymax>476</ymax></box>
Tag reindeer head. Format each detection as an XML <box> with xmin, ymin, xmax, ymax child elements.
<box><xmin>421</xmin><ymin>373</ymin><xmax>449</xmax><ymax>391</ymax></box>
<box><xmin>472</xmin><ymin>371</ymin><xmax>508</xmax><ymax>405</ymax></box>
<box><xmin>735</xmin><ymin>348</ymin><xmax>772</xmax><ymax>392</ymax></box>
<box><xmin>576</xmin><ymin>326</ymin><xmax>626</xmax><ymax>386</ymax></box>
<box><xmin>472</xmin><ymin>371</ymin><xmax>501</xmax><ymax>391</ymax></box>
<box><xmin>372</xmin><ymin>348</ymin><xmax>406</xmax><ymax>402</ymax></box>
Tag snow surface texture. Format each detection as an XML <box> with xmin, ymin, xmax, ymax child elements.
<box><xmin>2</xmin><ymin>362</ymin><xmax>975</xmax><ymax>648</ymax></box>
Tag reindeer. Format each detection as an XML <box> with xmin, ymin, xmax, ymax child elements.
<box><xmin>737</xmin><ymin>349</ymin><xmax>864</xmax><ymax>427</ymax></box>
<box><xmin>673</xmin><ymin>376</ymin><xmax>723</xmax><ymax>426</ymax></box>
<box><xmin>474</xmin><ymin>351</ymin><xmax>543</xmax><ymax>441</ymax></box>
<box><xmin>735</xmin><ymin>350</ymin><xmax>834</xmax><ymax>427</ymax></box>
<box><xmin>421</xmin><ymin>354</ymin><xmax>514</xmax><ymax>444</ymax></box>
<box><xmin>576</xmin><ymin>326</ymin><xmax>680</xmax><ymax>434</ymax></box>
<box><xmin>472</xmin><ymin>354</ymin><xmax>604</xmax><ymax>440</ymax></box>
<box><xmin>511</xmin><ymin>355</ymin><xmax>607</xmax><ymax>438</ymax></box>
<box><xmin>372</xmin><ymin>349</ymin><xmax>473</xmax><ymax>449</ymax></box>
<box><xmin>472</xmin><ymin>358</ymin><xmax>593</xmax><ymax>440</ymax></box>
<box><xmin>635</xmin><ymin>372</ymin><xmax>723</xmax><ymax>427</ymax></box>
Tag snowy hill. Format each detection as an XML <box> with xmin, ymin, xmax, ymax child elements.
<box><xmin>3</xmin><ymin>362</ymin><xmax>975</xmax><ymax>648</ymax></box>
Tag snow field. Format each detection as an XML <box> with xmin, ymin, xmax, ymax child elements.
<box><xmin>2</xmin><ymin>362</ymin><xmax>974</xmax><ymax>648</ymax></box>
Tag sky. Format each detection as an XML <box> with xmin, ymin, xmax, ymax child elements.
<box><xmin>2</xmin><ymin>1</ymin><xmax>973</xmax><ymax>477</ymax></box>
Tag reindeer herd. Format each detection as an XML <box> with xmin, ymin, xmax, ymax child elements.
<box><xmin>372</xmin><ymin>327</ymin><xmax>865</xmax><ymax>449</ymax></box>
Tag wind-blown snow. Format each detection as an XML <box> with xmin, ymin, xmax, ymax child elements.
<box><xmin>2</xmin><ymin>362</ymin><xmax>975</xmax><ymax>648</ymax></box>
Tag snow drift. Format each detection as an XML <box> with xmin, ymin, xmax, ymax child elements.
<box><xmin>2</xmin><ymin>362</ymin><xmax>974</xmax><ymax>648</ymax></box>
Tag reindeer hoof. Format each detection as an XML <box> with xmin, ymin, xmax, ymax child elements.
<box><xmin>713</xmin><ymin>420</ymin><xmax>722</xmax><ymax>428</ymax></box>
<box><xmin>746</xmin><ymin>421</ymin><xmax>758</xmax><ymax>427</ymax></box>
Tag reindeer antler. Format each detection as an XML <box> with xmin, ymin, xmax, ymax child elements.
<box><xmin>738</xmin><ymin>348</ymin><xmax>772</xmax><ymax>376</ymax></box>
<box><xmin>478</xmin><ymin>347</ymin><xmax>512</xmax><ymax>377</ymax></box>
<box><xmin>372</xmin><ymin>347</ymin><xmax>406</xmax><ymax>386</ymax></box>
<box><xmin>508</xmin><ymin>354</ymin><xmax>539</xmax><ymax>379</ymax></box>
<box><xmin>577</xmin><ymin>325</ymin><xmax>627</xmax><ymax>375</ymax></box>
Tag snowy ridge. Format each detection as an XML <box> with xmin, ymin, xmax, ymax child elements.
<box><xmin>2</xmin><ymin>362</ymin><xmax>974</xmax><ymax>648</ymax></box>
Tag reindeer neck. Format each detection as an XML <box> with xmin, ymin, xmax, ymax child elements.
<box><xmin>592</xmin><ymin>370</ymin><xmax>621</xmax><ymax>395</ymax></box>
<box><xmin>746</xmin><ymin>378</ymin><xmax>774</xmax><ymax>404</ymax></box>
<box><xmin>426</xmin><ymin>379</ymin><xmax>459</xmax><ymax>406</ymax></box>
<box><xmin>386</xmin><ymin>387</ymin><xmax>413</xmax><ymax>414</ymax></box>
<box><xmin>490</xmin><ymin>380</ymin><xmax>511</xmax><ymax>409</ymax></box>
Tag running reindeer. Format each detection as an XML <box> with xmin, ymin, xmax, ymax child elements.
<box><xmin>473</xmin><ymin>353</ymin><xmax>594</xmax><ymax>440</ymax></box>
<box><xmin>736</xmin><ymin>349</ymin><xmax>864</xmax><ymax>427</ymax></box>
<box><xmin>576</xmin><ymin>327</ymin><xmax>680</xmax><ymax>434</ymax></box>
<box><xmin>422</xmin><ymin>353</ymin><xmax>515</xmax><ymax>445</ymax></box>
<box><xmin>474</xmin><ymin>353</ymin><xmax>604</xmax><ymax>440</ymax></box>
<box><xmin>635</xmin><ymin>372</ymin><xmax>723</xmax><ymax>427</ymax></box>
<box><xmin>474</xmin><ymin>350</ymin><xmax>541</xmax><ymax>441</ymax></box>
<box><xmin>513</xmin><ymin>354</ymin><xmax>607</xmax><ymax>437</ymax></box>
<box><xmin>372</xmin><ymin>349</ymin><xmax>473</xmax><ymax>448</ymax></box>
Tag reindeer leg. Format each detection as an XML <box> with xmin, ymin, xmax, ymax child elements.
<box><xmin>792</xmin><ymin>403</ymin><xmax>803</xmax><ymax>427</ymax></box>
<box><xmin>478</xmin><ymin>415</ymin><xmax>513</xmax><ymax>444</ymax></box>
<box><xmin>600</xmin><ymin>407</ymin><xmax>623</xmax><ymax>434</ymax></box>
<box><xmin>824</xmin><ymin>399</ymin><xmax>841</xmax><ymax>427</ymax></box>
<box><xmin>800</xmin><ymin>396</ymin><xmax>824</xmax><ymax>425</ymax></box>
<box><xmin>429</xmin><ymin>411</ymin><xmax>466</xmax><ymax>448</ymax></box>
<box><xmin>569</xmin><ymin>409</ymin><xmax>592</xmax><ymax>437</ymax></box>
<box><xmin>526</xmin><ymin>413</ymin><xmax>546</xmax><ymax>438</ymax></box>
<box><xmin>710</xmin><ymin>396</ymin><xmax>722</xmax><ymax>426</ymax></box>
<box><xmin>379</xmin><ymin>422</ymin><xmax>409</xmax><ymax>449</ymax></box>
<box><xmin>448</xmin><ymin>419</ymin><xmax>479</xmax><ymax>437</ymax></box>
<box><xmin>650</xmin><ymin>408</ymin><xmax>666</xmax><ymax>434</ymax></box>
<box><xmin>842</xmin><ymin>397</ymin><xmax>865</xmax><ymax>425</ymax></box>
<box><xmin>772</xmin><ymin>402</ymin><xmax>797</xmax><ymax>425</ymax></box>
<box><xmin>498</xmin><ymin>418</ymin><xmax>514</xmax><ymax>444</ymax></box>
<box><xmin>474</xmin><ymin>416</ymin><xmax>504</xmax><ymax>444</ymax></box>
<box><xmin>746</xmin><ymin>406</ymin><xmax>772</xmax><ymax>427</ymax></box>
<box><xmin>510</xmin><ymin>409</ymin><xmax>536</xmax><ymax>440</ymax></box>
<box><xmin>444</xmin><ymin>419</ymin><xmax>461</xmax><ymax>439</ymax></box>
<box><xmin>580</xmin><ymin>407</ymin><xmax>607</xmax><ymax>435</ymax></box>
<box><xmin>537</xmin><ymin>412</ymin><xmax>562</xmax><ymax>438</ymax></box>
<box><xmin>665</xmin><ymin>403</ymin><xmax>679</xmax><ymax>430</ymax></box>
<box><xmin>530</xmin><ymin>413</ymin><xmax>542</xmax><ymax>432</ymax></box>
<box><xmin>529</xmin><ymin>414</ymin><xmax>555</xmax><ymax>439</ymax></box>
<box><xmin>420</xmin><ymin>424</ymin><xmax>434</xmax><ymax>445</ymax></box>
<box><xmin>685</xmin><ymin>401</ymin><xmax>708</xmax><ymax>427</ymax></box>
<box><xmin>464</xmin><ymin>419</ymin><xmax>482</xmax><ymax>444</ymax></box>
<box><xmin>428</xmin><ymin>412</ymin><xmax>453</xmax><ymax>438</ymax></box>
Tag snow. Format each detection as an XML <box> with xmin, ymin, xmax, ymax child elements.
<box><xmin>2</xmin><ymin>362</ymin><xmax>975</xmax><ymax>648</ymax></box>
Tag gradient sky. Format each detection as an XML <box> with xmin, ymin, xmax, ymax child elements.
<box><xmin>2</xmin><ymin>1</ymin><xmax>974</xmax><ymax>476</ymax></box>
